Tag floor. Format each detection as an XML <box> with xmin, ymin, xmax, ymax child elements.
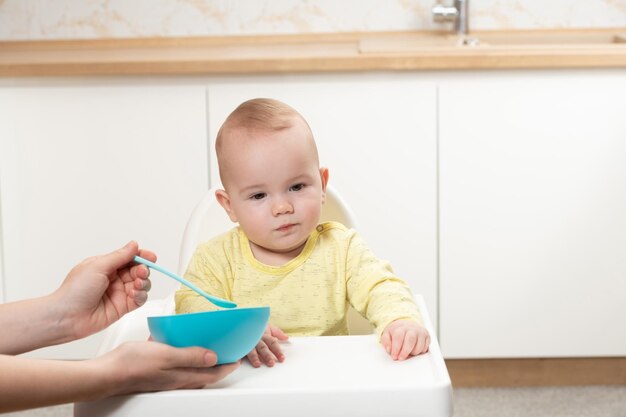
<box><xmin>453</xmin><ymin>386</ymin><xmax>626</xmax><ymax>417</ymax></box>
<box><xmin>4</xmin><ymin>386</ymin><xmax>625</xmax><ymax>417</ymax></box>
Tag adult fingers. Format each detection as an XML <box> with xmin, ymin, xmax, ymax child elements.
<box><xmin>95</xmin><ymin>241</ymin><xmax>139</xmax><ymax>272</ymax></box>
<box><xmin>132</xmin><ymin>289</ymin><xmax>149</xmax><ymax>306</ymax></box>
<box><xmin>203</xmin><ymin>361</ymin><xmax>240</xmax><ymax>383</ymax></box>
<box><xmin>129</xmin><ymin>248</ymin><xmax>156</xmax><ymax>280</ymax></box>
<box><xmin>133</xmin><ymin>277</ymin><xmax>152</xmax><ymax>292</ymax></box>
<box><xmin>164</xmin><ymin>346</ymin><xmax>218</xmax><ymax>368</ymax></box>
<box><xmin>131</xmin><ymin>277</ymin><xmax>151</xmax><ymax>307</ymax></box>
<box><xmin>172</xmin><ymin>361</ymin><xmax>241</xmax><ymax>388</ymax></box>
<box><xmin>137</xmin><ymin>248</ymin><xmax>157</xmax><ymax>263</ymax></box>
<box><xmin>130</xmin><ymin>264</ymin><xmax>150</xmax><ymax>281</ymax></box>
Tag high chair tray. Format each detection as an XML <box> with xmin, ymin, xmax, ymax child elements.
<box><xmin>75</xmin><ymin>296</ymin><xmax>452</xmax><ymax>417</ymax></box>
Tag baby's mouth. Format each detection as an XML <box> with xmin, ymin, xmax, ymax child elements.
<box><xmin>276</xmin><ymin>223</ymin><xmax>296</xmax><ymax>232</ymax></box>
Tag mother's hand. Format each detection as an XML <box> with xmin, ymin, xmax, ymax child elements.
<box><xmin>98</xmin><ymin>341</ymin><xmax>240</xmax><ymax>396</ymax></box>
<box><xmin>52</xmin><ymin>241</ymin><xmax>157</xmax><ymax>340</ymax></box>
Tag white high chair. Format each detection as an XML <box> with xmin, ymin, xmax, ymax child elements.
<box><xmin>82</xmin><ymin>185</ymin><xmax>452</xmax><ymax>417</ymax></box>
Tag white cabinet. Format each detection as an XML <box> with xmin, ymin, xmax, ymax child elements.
<box><xmin>206</xmin><ymin>74</ymin><xmax>439</xmax><ymax>327</ymax></box>
<box><xmin>438</xmin><ymin>71</ymin><xmax>626</xmax><ymax>357</ymax></box>
<box><xmin>0</xmin><ymin>85</ymin><xmax>209</xmax><ymax>358</ymax></box>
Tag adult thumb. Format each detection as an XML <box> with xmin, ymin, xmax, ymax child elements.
<box><xmin>168</xmin><ymin>347</ymin><xmax>218</xmax><ymax>368</ymax></box>
<box><xmin>97</xmin><ymin>241</ymin><xmax>139</xmax><ymax>271</ymax></box>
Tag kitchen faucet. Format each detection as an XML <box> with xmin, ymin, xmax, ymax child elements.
<box><xmin>432</xmin><ymin>0</ymin><xmax>469</xmax><ymax>35</ymax></box>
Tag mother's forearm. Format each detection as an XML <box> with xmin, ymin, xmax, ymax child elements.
<box><xmin>0</xmin><ymin>294</ymin><xmax>74</xmax><ymax>354</ymax></box>
<box><xmin>0</xmin><ymin>355</ymin><xmax>109</xmax><ymax>413</ymax></box>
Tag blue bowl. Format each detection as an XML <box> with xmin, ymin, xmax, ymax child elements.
<box><xmin>147</xmin><ymin>306</ymin><xmax>270</xmax><ymax>364</ymax></box>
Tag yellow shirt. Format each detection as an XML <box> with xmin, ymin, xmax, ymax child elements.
<box><xmin>175</xmin><ymin>221</ymin><xmax>422</xmax><ymax>337</ymax></box>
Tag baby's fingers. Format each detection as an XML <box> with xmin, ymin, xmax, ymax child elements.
<box><xmin>390</xmin><ymin>328</ymin><xmax>406</xmax><ymax>360</ymax></box>
<box><xmin>413</xmin><ymin>333</ymin><xmax>431</xmax><ymax>355</ymax></box>
<box><xmin>398</xmin><ymin>332</ymin><xmax>418</xmax><ymax>361</ymax></box>
<box><xmin>381</xmin><ymin>330</ymin><xmax>392</xmax><ymax>354</ymax></box>
<box><xmin>265</xmin><ymin>335</ymin><xmax>285</xmax><ymax>362</ymax></box>
<box><xmin>269</xmin><ymin>325</ymin><xmax>289</xmax><ymax>341</ymax></box>
<box><xmin>246</xmin><ymin>348</ymin><xmax>262</xmax><ymax>368</ymax></box>
<box><xmin>256</xmin><ymin>338</ymin><xmax>279</xmax><ymax>367</ymax></box>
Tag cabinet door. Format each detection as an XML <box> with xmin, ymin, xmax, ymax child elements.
<box><xmin>207</xmin><ymin>74</ymin><xmax>438</xmax><ymax>327</ymax></box>
<box><xmin>439</xmin><ymin>71</ymin><xmax>626</xmax><ymax>357</ymax></box>
<box><xmin>0</xmin><ymin>86</ymin><xmax>208</xmax><ymax>358</ymax></box>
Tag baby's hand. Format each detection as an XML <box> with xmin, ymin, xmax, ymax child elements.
<box><xmin>247</xmin><ymin>325</ymin><xmax>288</xmax><ymax>368</ymax></box>
<box><xmin>381</xmin><ymin>319</ymin><xmax>430</xmax><ymax>361</ymax></box>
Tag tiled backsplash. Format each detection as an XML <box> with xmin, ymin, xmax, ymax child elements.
<box><xmin>1</xmin><ymin>0</ymin><xmax>625</xmax><ymax>41</ymax></box>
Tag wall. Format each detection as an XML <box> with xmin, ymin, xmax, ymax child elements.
<box><xmin>0</xmin><ymin>0</ymin><xmax>625</xmax><ymax>41</ymax></box>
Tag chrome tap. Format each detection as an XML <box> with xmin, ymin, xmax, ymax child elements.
<box><xmin>433</xmin><ymin>0</ymin><xmax>469</xmax><ymax>35</ymax></box>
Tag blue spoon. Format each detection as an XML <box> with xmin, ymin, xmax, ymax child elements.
<box><xmin>133</xmin><ymin>255</ymin><xmax>237</xmax><ymax>309</ymax></box>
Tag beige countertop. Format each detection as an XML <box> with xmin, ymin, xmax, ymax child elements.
<box><xmin>1</xmin><ymin>29</ymin><xmax>625</xmax><ymax>76</ymax></box>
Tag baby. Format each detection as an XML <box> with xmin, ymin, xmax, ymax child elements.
<box><xmin>176</xmin><ymin>98</ymin><xmax>430</xmax><ymax>367</ymax></box>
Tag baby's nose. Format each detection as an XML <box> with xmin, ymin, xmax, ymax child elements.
<box><xmin>272</xmin><ymin>198</ymin><xmax>294</xmax><ymax>216</ymax></box>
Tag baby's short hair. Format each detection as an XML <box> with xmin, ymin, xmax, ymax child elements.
<box><xmin>216</xmin><ymin>98</ymin><xmax>316</xmax><ymax>186</ymax></box>
<box><xmin>216</xmin><ymin>98</ymin><xmax>310</xmax><ymax>152</ymax></box>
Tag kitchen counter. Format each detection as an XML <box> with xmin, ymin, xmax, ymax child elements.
<box><xmin>1</xmin><ymin>29</ymin><xmax>625</xmax><ymax>76</ymax></box>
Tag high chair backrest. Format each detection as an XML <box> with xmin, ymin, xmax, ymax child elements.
<box><xmin>177</xmin><ymin>184</ymin><xmax>373</xmax><ymax>335</ymax></box>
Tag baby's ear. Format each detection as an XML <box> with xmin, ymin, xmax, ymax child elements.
<box><xmin>319</xmin><ymin>167</ymin><xmax>329</xmax><ymax>204</ymax></box>
<box><xmin>215</xmin><ymin>189</ymin><xmax>238</xmax><ymax>222</ymax></box>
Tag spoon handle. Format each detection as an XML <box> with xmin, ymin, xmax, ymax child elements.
<box><xmin>133</xmin><ymin>256</ymin><xmax>236</xmax><ymax>309</ymax></box>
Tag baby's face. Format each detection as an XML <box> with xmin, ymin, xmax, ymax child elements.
<box><xmin>220</xmin><ymin>121</ymin><xmax>326</xmax><ymax>257</ymax></box>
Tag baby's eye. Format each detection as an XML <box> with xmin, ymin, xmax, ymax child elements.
<box><xmin>250</xmin><ymin>192</ymin><xmax>266</xmax><ymax>200</ymax></box>
<box><xmin>290</xmin><ymin>183</ymin><xmax>305</xmax><ymax>192</ymax></box>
